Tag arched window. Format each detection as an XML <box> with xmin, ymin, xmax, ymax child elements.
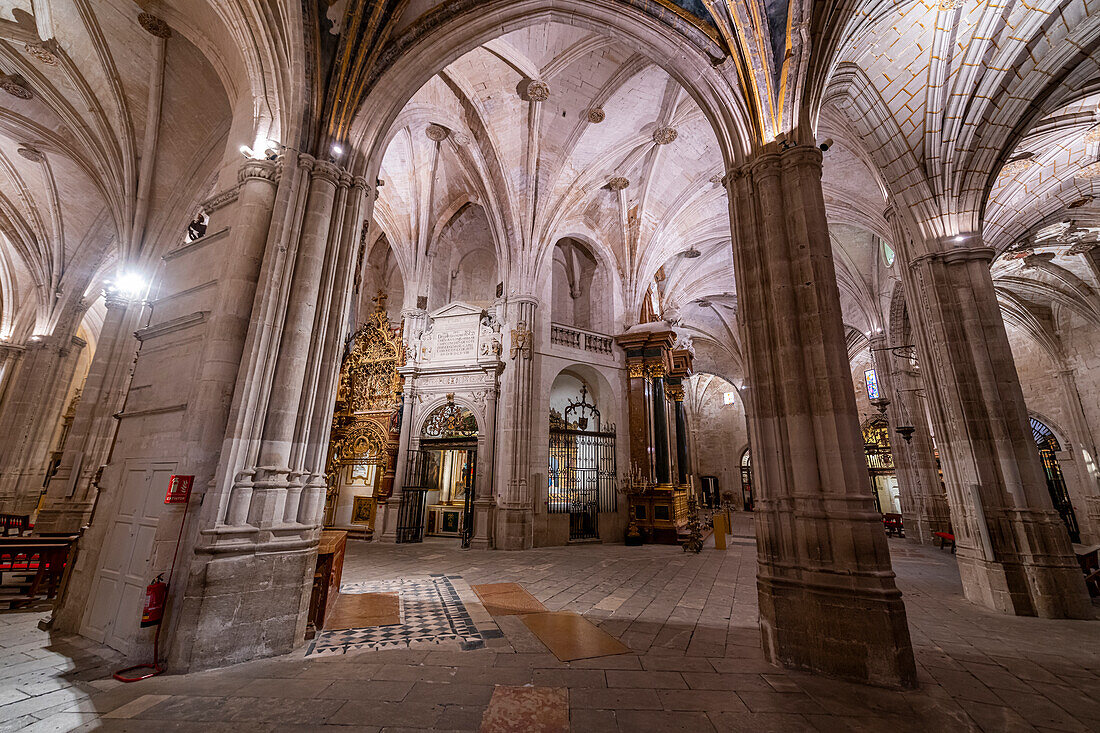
<box><xmin>739</xmin><ymin>448</ymin><xmax>753</xmax><ymax>511</ymax></box>
<box><xmin>1030</xmin><ymin>417</ymin><xmax>1080</xmax><ymax>542</ymax></box>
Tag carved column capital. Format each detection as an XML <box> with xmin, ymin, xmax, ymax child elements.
<box><xmin>237</xmin><ymin>158</ymin><xmax>279</xmax><ymax>186</ymax></box>
<box><xmin>0</xmin><ymin>342</ymin><xmax>25</xmax><ymax>360</ymax></box>
<box><xmin>103</xmin><ymin>290</ymin><xmax>134</xmax><ymax>310</ymax></box>
<box><xmin>310</xmin><ymin>159</ymin><xmax>342</xmax><ymax>185</ymax></box>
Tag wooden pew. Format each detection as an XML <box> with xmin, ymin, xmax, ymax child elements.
<box><xmin>0</xmin><ymin>535</ymin><xmax>77</xmax><ymax>607</ymax></box>
<box><xmin>0</xmin><ymin>514</ymin><xmax>31</xmax><ymax>536</ymax></box>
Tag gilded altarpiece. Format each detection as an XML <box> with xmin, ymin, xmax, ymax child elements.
<box><xmin>324</xmin><ymin>296</ymin><xmax>403</xmax><ymax>538</ymax></box>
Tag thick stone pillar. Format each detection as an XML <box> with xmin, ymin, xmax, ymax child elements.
<box><xmin>379</xmin><ymin>307</ymin><xmax>427</xmax><ymax>543</ymax></box>
<box><xmin>378</xmin><ymin>387</ymin><xmax>416</xmax><ymax>543</ymax></box>
<box><xmin>905</xmin><ymin>244</ymin><xmax>1090</xmax><ymax>618</ymax></box>
<box><xmin>471</xmin><ymin>381</ymin><xmax>499</xmax><ymax>549</ymax></box>
<box><xmin>496</xmin><ymin>296</ymin><xmax>537</xmax><ymax>550</ymax></box>
<box><xmin>296</xmin><ymin>174</ymin><xmax>369</xmax><ymax>528</ymax></box>
<box><xmin>868</xmin><ymin>335</ymin><xmax>949</xmax><ymax>542</ymax></box>
<box><xmin>0</xmin><ymin>334</ymin><xmax>86</xmax><ymax>515</ymax></box>
<box><xmin>52</xmin><ymin>157</ymin><xmax>283</xmax><ymax>666</ymax></box>
<box><xmin>895</xmin><ymin>363</ymin><xmax>950</xmax><ymax>540</ymax></box>
<box><xmin>727</xmin><ymin>143</ymin><xmax>916</xmax><ymax>688</ymax></box>
<box><xmin>235</xmin><ymin>160</ymin><xmax>343</xmax><ymax>532</ymax></box>
<box><xmin>1055</xmin><ymin>367</ymin><xmax>1100</xmax><ymax>543</ymax></box>
<box><xmin>36</xmin><ymin>293</ymin><xmax>141</xmax><ymax>532</ymax></box>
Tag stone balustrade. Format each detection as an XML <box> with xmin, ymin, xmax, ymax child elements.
<box><xmin>549</xmin><ymin>323</ymin><xmax>614</xmax><ymax>355</ymax></box>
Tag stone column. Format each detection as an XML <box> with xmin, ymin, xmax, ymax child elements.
<box><xmin>189</xmin><ymin>156</ymin><xmax>283</xmax><ymax>533</ymax></box>
<box><xmin>0</xmin><ymin>334</ymin><xmax>86</xmax><ymax>515</ymax></box>
<box><xmin>895</xmin><ymin>363</ymin><xmax>950</xmax><ymax>540</ymax></box>
<box><xmin>868</xmin><ymin>335</ymin><xmax>949</xmax><ymax>542</ymax></box>
<box><xmin>295</xmin><ymin>175</ymin><xmax>368</xmax><ymax>528</ymax></box>
<box><xmin>1055</xmin><ymin>367</ymin><xmax>1100</xmax><ymax>543</ymax></box>
<box><xmin>378</xmin><ymin>307</ymin><xmax>427</xmax><ymax>543</ymax></box>
<box><xmin>378</xmin><ymin>386</ymin><xmax>416</xmax><ymax>543</ymax></box>
<box><xmin>496</xmin><ymin>296</ymin><xmax>537</xmax><ymax>550</ymax></box>
<box><xmin>237</xmin><ymin>160</ymin><xmax>342</xmax><ymax>532</ymax></box>
<box><xmin>904</xmin><ymin>243</ymin><xmax>1089</xmax><ymax>618</ymax></box>
<box><xmin>727</xmin><ymin>143</ymin><xmax>915</xmax><ymax>688</ymax></box>
<box><xmin>36</xmin><ymin>292</ymin><xmax>141</xmax><ymax>532</ymax></box>
<box><xmin>471</xmin><ymin>380</ymin><xmax>499</xmax><ymax>549</ymax></box>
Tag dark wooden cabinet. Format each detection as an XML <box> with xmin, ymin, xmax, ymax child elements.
<box><xmin>307</xmin><ymin>530</ymin><xmax>346</xmax><ymax>637</ymax></box>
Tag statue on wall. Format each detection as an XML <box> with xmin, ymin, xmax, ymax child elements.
<box><xmin>510</xmin><ymin>321</ymin><xmax>532</xmax><ymax>360</ymax></box>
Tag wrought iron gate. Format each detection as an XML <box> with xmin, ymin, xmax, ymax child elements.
<box><xmin>460</xmin><ymin>448</ymin><xmax>476</xmax><ymax>548</ymax></box>
<box><xmin>397</xmin><ymin>449</ymin><xmax>428</xmax><ymax>543</ymax></box>
<box><xmin>547</xmin><ymin>386</ymin><xmax>616</xmax><ymax>541</ymax></box>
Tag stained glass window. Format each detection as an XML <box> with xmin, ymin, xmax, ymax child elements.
<box><xmin>723</xmin><ymin>391</ymin><xmax>736</xmax><ymax>405</ymax></box>
<box><xmin>883</xmin><ymin>241</ymin><xmax>896</xmax><ymax>267</ymax></box>
<box><xmin>865</xmin><ymin>368</ymin><xmax>880</xmax><ymax>400</ymax></box>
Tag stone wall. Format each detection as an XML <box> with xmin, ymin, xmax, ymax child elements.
<box><xmin>1007</xmin><ymin>314</ymin><xmax>1100</xmax><ymax>543</ymax></box>
<box><xmin>685</xmin><ymin>374</ymin><xmax>748</xmax><ymax>504</ymax></box>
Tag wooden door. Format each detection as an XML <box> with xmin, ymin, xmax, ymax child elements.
<box><xmin>81</xmin><ymin>461</ymin><xmax>175</xmax><ymax>653</ymax></box>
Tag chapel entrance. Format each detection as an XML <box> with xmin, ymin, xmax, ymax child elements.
<box><xmin>399</xmin><ymin>399</ymin><xmax>479</xmax><ymax>546</ymax></box>
<box><xmin>548</xmin><ymin>385</ymin><xmax>617</xmax><ymax>541</ymax></box>
<box><xmin>863</xmin><ymin>418</ymin><xmax>900</xmax><ymax>514</ymax></box>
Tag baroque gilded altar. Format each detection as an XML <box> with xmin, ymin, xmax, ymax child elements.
<box><xmin>323</xmin><ymin>292</ymin><xmax>403</xmax><ymax>538</ymax></box>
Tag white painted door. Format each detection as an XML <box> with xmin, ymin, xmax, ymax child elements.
<box><xmin>81</xmin><ymin>461</ymin><xmax>175</xmax><ymax>653</ymax></box>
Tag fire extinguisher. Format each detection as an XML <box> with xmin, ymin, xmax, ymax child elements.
<box><xmin>141</xmin><ymin>574</ymin><xmax>167</xmax><ymax>628</ymax></box>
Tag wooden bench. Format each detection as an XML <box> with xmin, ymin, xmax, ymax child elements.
<box><xmin>933</xmin><ymin>531</ymin><xmax>956</xmax><ymax>553</ymax></box>
<box><xmin>0</xmin><ymin>514</ymin><xmax>30</xmax><ymax>536</ymax></box>
<box><xmin>0</xmin><ymin>535</ymin><xmax>77</xmax><ymax>607</ymax></box>
<box><xmin>882</xmin><ymin>513</ymin><xmax>904</xmax><ymax>538</ymax></box>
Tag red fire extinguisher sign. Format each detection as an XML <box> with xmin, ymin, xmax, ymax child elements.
<box><xmin>165</xmin><ymin>475</ymin><xmax>193</xmax><ymax>504</ymax></box>
<box><xmin>141</xmin><ymin>574</ymin><xmax>167</xmax><ymax>628</ymax></box>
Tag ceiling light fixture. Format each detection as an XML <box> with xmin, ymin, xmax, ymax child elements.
<box><xmin>112</xmin><ymin>271</ymin><xmax>147</xmax><ymax>299</ymax></box>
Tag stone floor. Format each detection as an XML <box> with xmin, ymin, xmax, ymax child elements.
<box><xmin>1</xmin><ymin>516</ymin><xmax>1098</xmax><ymax>732</ymax></box>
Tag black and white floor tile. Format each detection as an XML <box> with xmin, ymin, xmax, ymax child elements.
<box><xmin>306</xmin><ymin>574</ymin><xmax>495</xmax><ymax>656</ymax></box>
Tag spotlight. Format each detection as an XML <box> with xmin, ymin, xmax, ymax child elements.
<box><xmin>113</xmin><ymin>271</ymin><xmax>146</xmax><ymax>299</ymax></box>
<box><xmin>332</xmin><ymin>144</ymin><xmax>344</xmax><ymax>156</ymax></box>
<box><xmin>819</xmin><ymin>138</ymin><xmax>833</xmax><ymax>151</ymax></box>
<box><xmin>239</xmin><ymin>145</ymin><xmax>254</xmax><ymax>158</ymax></box>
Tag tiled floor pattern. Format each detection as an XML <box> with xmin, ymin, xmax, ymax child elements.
<box><xmin>0</xmin><ymin>514</ymin><xmax>1098</xmax><ymax>731</ymax></box>
<box><xmin>308</xmin><ymin>575</ymin><xmax>491</xmax><ymax>656</ymax></box>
